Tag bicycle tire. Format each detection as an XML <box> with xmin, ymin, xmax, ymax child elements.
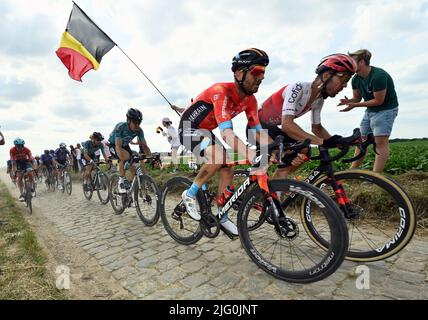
<box><xmin>134</xmin><ymin>174</ymin><xmax>161</xmax><ymax>226</ymax></box>
<box><xmin>96</xmin><ymin>173</ymin><xmax>110</xmax><ymax>205</ymax></box>
<box><xmin>65</xmin><ymin>172</ymin><xmax>72</xmax><ymax>195</ymax></box>
<box><xmin>25</xmin><ymin>180</ymin><xmax>33</xmax><ymax>214</ymax></box>
<box><xmin>109</xmin><ymin>174</ymin><xmax>127</xmax><ymax>215</ymax></box>
<box><xmin>50</xmin><ymin>173</ymin><xmax>56</xmax><ymax>191</ymax></box>
<box><xmin>302</xmin><ymin>169</ymin><xmax>417</xmax><ymax>262</ymax></box>
<box><xmin>82</xmin><ymin>182</ymin><xmax>94</xmax><ymax>201</ymax></box>
<box><xmin>160</xmin><ymin>177</ymin><xmax>203</xmax><ymax>245</ymax></box>
<box><xmin>238</xmin><ymin>179</ymin><xmax>348</xmax><ymax>283</ymax></box>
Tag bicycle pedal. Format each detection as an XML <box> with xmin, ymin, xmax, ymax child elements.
<box><xmin>219</xmin><ymin>225</ymin><xmax>239</xmax><ymax>241</ymax></box>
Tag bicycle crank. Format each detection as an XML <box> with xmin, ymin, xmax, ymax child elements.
<box><xmin>276</xmin><ymin>217</ymin><xmax>299</xmax><ymax>240</ymax></box>
<box><xmin>200</xmin><ymin>213</ymin><xmax>220</xmax><ymax>238</ymax></box>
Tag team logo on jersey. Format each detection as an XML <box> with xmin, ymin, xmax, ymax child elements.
<box><xmin>288</xmin><ymin>83</ymin><xmax>303</xmax><ymax>104</ymax></box>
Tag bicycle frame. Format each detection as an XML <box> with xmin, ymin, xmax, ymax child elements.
<box><xmin>281</xmin><ymin>147</ymin><xmax>355</xmax><ymax>218</ymax></box>
<box><xmin>216</xmin><ymin>159</ymin><xmax>273</xmax><ymax>221</ymax></box>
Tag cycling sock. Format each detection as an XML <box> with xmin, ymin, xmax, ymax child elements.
<box><xmin>186</xmin><ymin>183</ymin><xmax>199</xmax><ymax>199</ymax></box>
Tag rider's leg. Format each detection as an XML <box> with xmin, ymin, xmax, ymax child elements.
<box><xmin>29</xmin><ymin>170</ymin><xmax>35</xmax><ymax>190</ymax></box>
<box><xmin>350</xmin><ymin>146</ymin><xmax>366</xmax><ymax>169</ymax></box>
<box><xmin>373</xmin><ymin>136</ymin><xmax>390</xmax><ymax>173</ymax></box>
<box><xmin>218</xmin><ymin>166</ymin><xmax>233</xmax><ymax>196</ymax></box>
<box><xmin>192</xmin><ymin>144</ymin><xmax>225</xmax><ymax>190</ymax></box>
<box><xmin>116</xmin><ymin>147</ymin><xmax>131</xmax><ymax>178</ymax></box>
<box><xmin>84</xmin><ymin>164</ymin><xmax>92</xmax><ymax>184</ymax></box>
<box><xmin>17</xmin><ymin>172</ymin><xmax>24</xmax><ymax>195</ymax></box>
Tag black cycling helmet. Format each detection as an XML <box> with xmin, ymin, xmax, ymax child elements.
<box><xmin>231</xmin><ymin>48</ymin><xmax>269</xmax><ymax>72</ymax></box>
<box><xmin>44</xmin><ymin>149</ymin><xmax>49</xmax><ymax>155</ymax></box>
<box><xmin>126</xmin><ymin>108</ymin><xmax>143</xmax><ymax>123</ymax></box>
<box><xmin>92</xmin><ymin>132</ymin><xmax>104</xmax><ymax>141</ymax></box>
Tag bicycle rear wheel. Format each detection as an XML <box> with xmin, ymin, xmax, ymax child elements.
<box><xmin>238</xmin><ymin>179</ymin><xmax>348</xmax><ymax>283</ymax></box>
<box><xmin>109</xmin><ymin>174</ymin><xmax>127</xmax><ymax>215</ymax></box>
<box><xmin>302</xmin><ymin>170</ymin><xmax>416</xmax><ymax>262</ymax></box>
<box><xmin>160</xmin><ymin>177</ymin><xmax>203</xmax><ymax>245</ymax></box>
<box><xmin>134</xmin><ymin>174</ymin><xmax>161</xmax><ymax>226</ymax></box>
<box><xmin>96</xmin><ymin>173</ymin><xmax>110</xmax><ymax>205</ymax></box>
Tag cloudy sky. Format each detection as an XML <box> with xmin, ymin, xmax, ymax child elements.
<box><xmin>1</xmin><ymin>0</ymin><xmax>427</xmax><ymax>162</ymax></box>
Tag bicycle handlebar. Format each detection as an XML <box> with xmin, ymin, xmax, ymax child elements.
<box><xmin>310</xmin><ymin>128</ymin><xmax>377</xmax><ymax>164</ymax></box>
<box><xmin>130</xmin><ymin>155</ymin><xmax>160</xmax><ymax>164</ymax></box>
<box><xmin>251</xmin><ymin>137</ymin><xmax>311</xmax><ymax>168</ymax></box>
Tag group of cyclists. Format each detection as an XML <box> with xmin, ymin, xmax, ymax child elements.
<box><xmin>177</xmin><ymin>49</ymin><xmax>358</xmax><ymax>235</ymax></box>
<box><xmin>7</xmin><ymin>48</ymin><xmax>359</xmax><ymax>237</ymax></box>
<box><xmin>7</xmin><ymin>141</ymin><xmax>74</xmax><ymax>200</ymax></box>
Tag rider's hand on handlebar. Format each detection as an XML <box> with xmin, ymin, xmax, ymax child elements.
<box><xmin>290</xmin><ymin>153</ymin><xmax>308</xmax><ymax>167</ymax></box>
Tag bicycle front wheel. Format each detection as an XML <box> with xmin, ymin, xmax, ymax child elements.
<box><xmin>25</xmin><ymin>181</ymin><xmax>33</xmax><ymax>214</ymax></box>
<box><xmin>302</xmin><ymin>169</ymin><xmax>417</xmax><ymax>262</ymax></box>
<box><xmin>160</xmin><ymin>177</ymin><xmax>203</xmax><ymax>245</ymax></box>
<box><xmin>134</xmin><ymin>174</ymin><xmax>161</xmax><ymax>226</ymax></box>
<box><xmin>238</xmin><ymin>179</ymin><xmax>348</xmax><ymax>283</ymax></box>
<box><xmin>109</xmin><ymin>174</ymin><xmax>126</xmax><ymax>215</ymax></box>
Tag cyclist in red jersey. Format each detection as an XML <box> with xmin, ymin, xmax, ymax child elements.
<box><xmin>178</xmin><ymin>48</ymin><xmax>271</xmax><ymax>235</ymax></box>
<box><xmin>10</xmin><ymin>138</ymin><xmax>36</xmax><ymax>201</ymax></box>
<box><xmin>250</xmin><ymin>53</ymin><xmax>357</xmax><ymax>179</ymax></box>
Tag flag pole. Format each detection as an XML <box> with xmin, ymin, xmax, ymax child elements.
<box><xmin>72</xmin><ymin>1</ymin><xmax>181</xmax><ymax>117</ymax></box>
<box><xmin>115</xmin><ymin>45</ymin><xmax>181</xmax><ymax>117</ymax></box>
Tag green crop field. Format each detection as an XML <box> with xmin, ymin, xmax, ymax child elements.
<box><xmin>162</xmin><ymin>140</ymin><xmax>428</xmax><ymax>175</ymax></box>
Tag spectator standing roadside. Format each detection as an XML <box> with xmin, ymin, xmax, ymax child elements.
<box><xmin>338</xmin><ymin>49</ymin><xmax>399</xmax><ymax>173</ymax></box>
<box><xmin>157</xmin><ymin>117</ymin><xmax>181</xmax><ymax>168</ymax></box>
<box><xmin>75</xmin><ymin>143</ymin><xmax>83</xmax><ymax>172</ymax></box>
<box><xmin>70</xmin><ymin>145</ymin><xmax>78</xmax><ymax>172</ymax></box>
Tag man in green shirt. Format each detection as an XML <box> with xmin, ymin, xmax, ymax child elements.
<box><xmin>338</xmin><ymin>49</ymin><xmax>399</xmax><ymax>173</ymax></box>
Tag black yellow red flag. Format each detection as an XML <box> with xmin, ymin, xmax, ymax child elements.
<box><xmin>56</xmin><ymin>2</ymin><xmax>116</xmax><ymax>81</ymax></box>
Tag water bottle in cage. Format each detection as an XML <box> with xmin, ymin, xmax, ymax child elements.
<box><xmin>217</xmin><ymin>185</ymin><xmax>235</xmax><ymax>207</ymax></box>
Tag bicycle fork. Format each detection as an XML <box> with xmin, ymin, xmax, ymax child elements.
<box><xmin>328</xmin><ymin>176</ymin><xmax>358</xmax><ymax>219</ymax></box>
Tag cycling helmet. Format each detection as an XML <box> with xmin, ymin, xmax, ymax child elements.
<box><xmin>59</xmin><ymin>142</ymin><xmax>66</xmax><ymax>148</ymax></box>
<box><xmin>44</xmin><ymin>150</ymin><xmax>49</xmax><ymax>155</ymax></box>
<box><xmin>14</xmin><ymin>138</ymin><xmax>25</xmax><ymax>146</ymax></box>
<box><xmin>92</xmin><ymin>132</ymin><xmax>104</xmax><ymax>141</ymax></box>
<box><xmin>35</xmin><ymin>155</ymin><xmax>40</xmax><ymax>159</ymax></box>
<box><xmin>126</xmin><ymin>108</ymin><xmax>143</xmax><ymax>123</ymax></box>
<box><xmin>316</xmin><ymin>53</ymin><xmax>357</xmax><ymax>75</ymax></box>
<box><xmin>231</xmin><ymin>48</ymin><xmax>269</xmax><ymax>72</ymax></box>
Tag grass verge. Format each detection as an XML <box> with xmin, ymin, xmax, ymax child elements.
<box><xmin>0</xmin><ymin>181</ymin><xmax>67</xmax><ymax>300</ymax></box>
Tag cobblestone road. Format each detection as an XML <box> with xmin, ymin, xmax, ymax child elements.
<box><xmin>2</xmin><ymin>173</ymin><xmax>427</xmax><ymax>300</ymax></box>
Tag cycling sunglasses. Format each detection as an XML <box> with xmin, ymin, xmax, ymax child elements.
<box><xmin>336</xmin><ymin>72</ymin><xmax>352</xmax><ymax>84</ymax></box>
<box><xmin>249</xmin><ymin>65</ymin><xmax>266</xmax><ymax>77</ymax></box>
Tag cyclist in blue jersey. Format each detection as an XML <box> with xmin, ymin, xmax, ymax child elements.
<box><xmin>53</xmin><ymin>143</ymin><xmax>71</xmax><ymax>191</ymax></box>
<box><xmin>108</xmin><ymin>108</ymin><xmax>152</xmax><ymax>193</ymax></box>
<box><xmin>40</xmin><ymin>150</ymin><xmax>54</xmax><ymax>169</ymax></box>
<box><xmin>81</xmin><ymin>132</ymin><xmax>110</xmax><ymax>191</ymax></box>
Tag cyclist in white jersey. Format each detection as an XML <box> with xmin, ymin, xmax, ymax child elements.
<box><xmin>253</xmin><ymin>53</ymin><xmax>357</xmax><ymax>178</ymax></box>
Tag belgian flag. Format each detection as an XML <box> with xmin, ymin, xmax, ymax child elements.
<box><xmin>56</xmin><ymin>2</ymin><xmax>116</xmax><ymax>81</ymax></box>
